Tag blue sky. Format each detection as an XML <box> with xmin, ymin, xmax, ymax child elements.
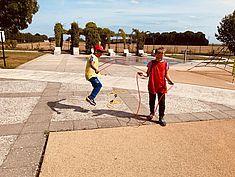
<box><xmin>23</xmin><ymin>0</ymin><xmax>235</xmax><ymax>44</ymax></box>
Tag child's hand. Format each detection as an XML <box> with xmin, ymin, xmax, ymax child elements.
<box><xmin>137</xmin><ymin>72</ymin><xmax>143</xmax><ymax>76</ymax></box>
<box><xmin>95</xmin><ymin>69</ymin><xmax>100</xmax><ymax>74</ymax></box>
<box><xmin>168</xmin><ymin>80</ymin><xmax>174</xmax><ymax>85</ymax></box>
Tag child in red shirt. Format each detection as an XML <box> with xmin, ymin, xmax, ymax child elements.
<box><xmin>138</xmin><ymin>47</ymin><xmax>174</xmax><ymax>126</ymax></box>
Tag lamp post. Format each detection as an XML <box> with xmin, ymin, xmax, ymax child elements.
<box><xmin>0</xmin><ymin>31</ymin><xmax>6</xmax><ymax>67</ymax></box>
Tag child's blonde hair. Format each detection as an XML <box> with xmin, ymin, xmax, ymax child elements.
<box><xmin>155</xmin><ymin>47</ymin><xmax>165</xmax><ymax>54</ymax></box>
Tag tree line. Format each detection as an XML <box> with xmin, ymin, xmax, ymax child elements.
<box><xmin>0</xmin><ymin>0</ymin><xmax>234</xmax><ymax>54</ymax></box>
<box><xmin>6</xmin><ymin>32</ymin><xmax>48</xmax><ymax>43</ymax></box>
<box><xmin>145</xmin><ymin>31</ymin><xmax>209</xmax><ymax>46</ymax></box>
<box><xmin>54</xmin><ymin>21</ymin><xmax>209</xmax><ymax>54</ymax></box>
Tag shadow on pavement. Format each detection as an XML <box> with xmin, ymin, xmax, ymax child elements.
<box><xmin>91</xmin><ymin>109</ymin><xmax>160</xmax><ymax>125</ymax></box>
<box><xmin>47</xmin><ymin>99</ymin><xmax>89</xmax><ymax>114</ymax></box>
<box><xmin>47</xmin><ymin>99</ymin><xmax>159</xmax><ymax>124</ymax></box>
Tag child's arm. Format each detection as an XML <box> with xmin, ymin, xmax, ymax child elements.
<box><xmin>137</xmin><ymin>62</ymin><xmax>151</xmax><ymax>77</ymax></box>
<box><xmin>146</xmin><ymin>65</ymin><xmax>152</xmax><ymax>77</ymax></box>
<box><xmin>166</xmin><ymin>70</ymin><xmax>174</xmax><ymax>85</ymax></box>
<box><xmin>137</xmin><ymin>71</ymin><xmax>148</xmax><ymax>77</ymax></box>
<box><xmin>90</xmin><ymin>61</ymin><xmax>99</xmax><ymax>74</ymax></box>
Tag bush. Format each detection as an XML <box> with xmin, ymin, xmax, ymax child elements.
<box><xmin>5</xmin><ymin>40</ymin><xmax>17</xmax><ymax>49</ymax></box>
<box><xmin>54</xmin><ymin>23</ymin><xmax>64</xmax><ymax>47</ymax></box>
<box><xmin>84</xmin><ymin>22</ymin><xmax>100</xmax><ymax>53</ymax></box>
<box><xmin>70</xmin><ymin>22</ymin><xmax>80</xmax><ymax>48</ymax></box>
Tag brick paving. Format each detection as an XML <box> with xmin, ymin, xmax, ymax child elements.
<box><xmin>0</xmin><ymin>54</ymin><xmax>234</xmax><ymax>176</ymax></box>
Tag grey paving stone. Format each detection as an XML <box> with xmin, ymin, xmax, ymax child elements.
<box><xmin>135</xmin><ymin>106</ymin><xmax>149</xmax><ymax>116</ymax></box>
<box><xmin>0</xmin><ymin>124</ymin><xmax>23</xmax><ymax>136</ymax></box>
<box><xmin>207</xmin><ymin>111</ymin><xmax>230</xmax><ymax>119</ymax></box>
<box><xmin>31</xmin><ymin>105</ymin><xmax>52</xmax><ymax>115</ymax></box>
<box><xmin>175</xmin><ymin>113</ymin><xmax>199</xmax><ymax>122</ymax></box>
<box><xmin>0</xmin><ymin>92</ymin><xmax>41</xmax><ymax>98</ymax></box>
<box><xmin>13</xmin><ymin>133</ymin><xmax>46</xmax><ymax>149</ymax></box>
<box><xmin>96</xmin><ymin>91</ymin><xmax>111</xmax><ymax>97</ymax></box>
<box><xmin>118</xmin><ymin>92</ymin><xmax>139</xmax><ymax>112</ymax></box>
<box><xmin>0</xmin><ymin>135</ymin><xmax>17</xmax><ymax>167</ymax></box>
<box><xmin>58</xmin><ymin>92</ymin><xmax>73</xmax><ymax>97</ymax></box>
<box><xmin>133</xmin><ymin>114</ymin><xmax>155</xmax><ymax>125</ymax></box>
<box><xmin>96</xmin><ymin>118</ymin><xmax>121</xmax><ymax>128</ymax></box>
<box><xmin>0</xmin><ymin>167</ymin><xmax>35</xmax><ymax>177</ymax></box>
<box><xmin>192</xmin><ymin>112</ymin><xmax>217</xmax><ymax>121</ymax></box>
<box><xmin>49</xmin><ymin>121</ymin><xmax>73</xmax><ymax>132</ymax></box>
<box><xmin>126</xmin><ymin>89</ymin><xmax>138</xmax><ymax>94</ymax></box>
<box><xmin>2</xmin><ymin>147</ymin><xmax>43</xmax><ymax>169</ymax></box>
<box><xmin>36</xmin><ymin>100</ymin><xmax>52</xmax><ymax>108</ymax></box>
<box><xmin>113</xmin><ymin>88</ymin><xmax>130</xmax><ymax>94</ymax></box>
<box><xmin>73</xmin><ymin>119</ymin><xmax>98</xmax><ymax>130</ymax></box>
<box><xmin>39</xmin><ymin>96</ymin><xmax>60</xmax><ymax>103</ymax></box>
<box><xmin>0</xmin><ymin>78</ymin><xmax>13</xmax><ymax>81</ymax></box>
<box><xmin>136</xmin><ymin>119</ymin><xmax>153</xmax><ymax>125</ymax></box>
<box><xmin>208</xmin><ymin>103</ymin><xmax>234</xmax><ymax>111</ymax></box>
<box><xmin>42</xmin><ymin>92</ymin><xmax>59</xmax><ymax>97</ymax></box>
<box><xmin>164</xmin><ymin>114</ymin><xmax>182</xmax><ymax>123</ymax></box>
<box><xmin>117</xmin><ymin>118</ymin><xmax>140</xmax><ymax>127</ymax></box>
<box><xmin>27</xmin><ymin>114</ymin><xmax>52</xmax><ymax>123</ymax></box>
<box><xmin>73</xmin><ymin>91</ymin><xmax>88</xmax><ymax>96</ymax></box>
<box><xmin>21</xmin><ymin>122</ymin><xmax>49</xmax><ymax>134</ymax></box>
<box><xmin>223</xmin><ymin>110</ymin><xmax>235</xmax><ymax>118</ymax></box>
<box><xmin>46</xmin><ymin>82</ymin><xmax>61</xmax><ymax>89</ymax></box>
<box><xmin>121</xmin><ymin>96</ymin><xmax>138</xmax><ymax>112</ymax></box>
<box><xmin>42</xmin><ymin>87</ymin><xmax>59</xmax><ymax>96</ymax></box>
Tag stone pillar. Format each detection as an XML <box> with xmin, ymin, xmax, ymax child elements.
<box><xmin>73</xmin><ymin>47</ymin><xmax>79</xmax><ymax>55</ymax></box>
<box><xmin>54</xmin><ymin>47</ymin><xmax>61</xmax><ymax>55</ymax></box>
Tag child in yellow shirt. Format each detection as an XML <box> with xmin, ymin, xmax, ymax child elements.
<box><xmin>85</xmin><ymin>44</ymin><xmax>106</xmax><ymax>106</ymax></box>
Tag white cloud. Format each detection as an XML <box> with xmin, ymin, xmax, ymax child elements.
<box><xmin>188</xmin><ymin>15</ymin><xmax>198</xmax><ymax>19</ymax></box>
<box><xmin>130</xmin><ymin>0</ymin><xmax>139</xmax><ymax>4</ymax></box>
<box><xmin>212</xmin><ymin>0</ymin><xmax>235</xmax><ymax>4</ymax></box>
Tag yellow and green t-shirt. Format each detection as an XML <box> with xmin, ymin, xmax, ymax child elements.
<box><xmin>85</xmin><ymin>54</ymin><xmax>100</xmax><ymax>80</ymax></box>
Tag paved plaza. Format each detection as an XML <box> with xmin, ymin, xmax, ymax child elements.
<box><xmin>0</xmin><ymin>54</ymin><xmax>234</xmax><ymax>176</ymax></box>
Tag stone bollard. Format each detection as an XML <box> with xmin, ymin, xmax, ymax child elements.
<box><xmin>73</xmin><ymin>47</ymin><xmax>79</xmax><ymax>55</ymax></box>
<box><xmin>54</xmin><ymin>47</ymin><xmax>61</xmax><ymax>55</ymax></box>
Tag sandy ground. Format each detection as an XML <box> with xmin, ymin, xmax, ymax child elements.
<box><xmin>40</xmin><ymin>120</ymin><xmax>235</xmax><ymax>177</ymax></box>
<box><xmin>135</xmin><ymin>61</ymin><xmax>235</xmax><ymax>90</ymax></box>
<box><xmin>170</xmin><ymin>69</ymin><xmax>235</xmax><ymax>90</ymax></box>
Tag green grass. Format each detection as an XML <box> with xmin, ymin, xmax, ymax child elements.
<box><xmin>230</xmin><ymin>56</ymin><xmax>235</xmax><ymax>59</ymax></box>
<box><xmin>0</xmin><ymin>51</ymin><xmax>44</xmax><ymax>69</ymax></box>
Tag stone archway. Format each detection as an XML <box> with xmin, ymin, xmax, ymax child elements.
<box><xmin>54</xmin><ymin>22</ymin><xmax>80</xmax><ymax>55</ymax></box>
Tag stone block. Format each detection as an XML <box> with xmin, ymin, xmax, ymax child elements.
<box><xmin>54</xmin><ymin>47</ymin><xmax>61</xmax><ymax>55</ymax></box>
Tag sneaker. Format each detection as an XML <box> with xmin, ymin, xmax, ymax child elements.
<box><xmin>86</xmin><ymin>96</ymin><xmax>96</xmax><ymax>106</ymax></box>
<box><xmin>147</xmin><ymin>113</ymin><xmax>154</xmax><ymax>120</ymax></box>
<box><xmin>159</xmin><ymin>117</ymin><xmax>166</xmax><ymax>126</ymax></box>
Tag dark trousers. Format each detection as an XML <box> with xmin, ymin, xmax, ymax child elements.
<box><xmin>149</xmin><ymin>92</ymin><xmax>165</xmax><ymax>118</ymax></box>
<box><xmin>89</xmin><ymin>77</ymin><xmax>102</xmax><ymax>99</ymax></box>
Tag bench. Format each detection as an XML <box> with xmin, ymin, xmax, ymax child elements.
<box><xmin>123</xmin><ymin>49</ymin><xmax>131</xmax><ymax>56</ymax></box>
<box><xmin>138</xmin><ymin>50</ymin><xmax>148</xmax><ymax>57</ymax></box>
<box><xmin>108</xmin><ymin>49</ymin><xmax>116</xmax><ymax>56</ymax></box>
